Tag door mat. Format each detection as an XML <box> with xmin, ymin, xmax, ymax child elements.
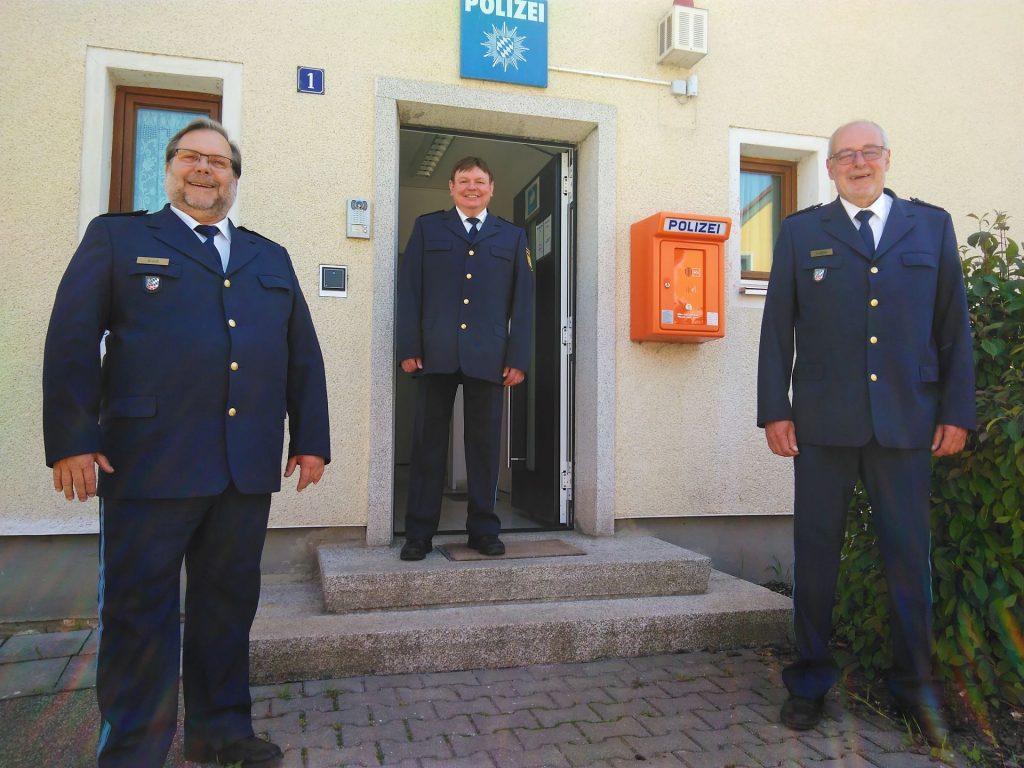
<box><xmin>438</xmin><ymin>539</ymin><xmax>587</xmax><ymax>561</ymax></box>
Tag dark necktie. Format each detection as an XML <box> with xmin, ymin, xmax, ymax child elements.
<box><xmin>855</xmin><ymin>210</ymin><xmax>875</xmax><ymax>258</ymax></box>
<box><xmin>466</xmin><ymin>217</ymin><xmax>480</xmax><ymax>242</ymax></box>
<box><xmin>194</xmin><ymin>224</ymin><xmax>224</xmax><ymax>270</ymax></box>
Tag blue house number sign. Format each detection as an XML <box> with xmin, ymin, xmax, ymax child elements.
<box><xmin>297</xmin><ymin>67</ymin><xmax>325</xmax><ymax>95</ymax></box>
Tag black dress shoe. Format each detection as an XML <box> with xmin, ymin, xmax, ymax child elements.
<box><xmin>184</xmin><ymin>735</ymin><xmax>283</xmax><ymax>766</ymax></box>
<box><xmin>467</xmin><ymin>534</ymin><xmax>505</xmax><ymax>556</ymax></box>
<box><xmin>896</xmin><ymin>702</ymin><xmax>950</xmax><ymax>747</ymax></box>
<box><xmin>780</xmin><ymin>695</ymin><xmax>824</xmax><ymax>730</ymax></box>
<box><xmin>400</xmin><ymin>538</ymin><xmax>432</xmax><ymax>560</ymax></box>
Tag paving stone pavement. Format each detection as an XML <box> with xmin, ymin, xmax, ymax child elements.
<box><xmin>0</xmin><ymin>630</ymin><xmax>966</xmax><ymax>767</ymax></box>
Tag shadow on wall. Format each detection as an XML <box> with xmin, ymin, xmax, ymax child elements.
<box><xmin>0</xmin><ymin>527</ymin><xmax>365</xmax><ymax>623</ymax></box>
<box><xmin>615</xmin><ymin>516</ymin><xmax>794</xmax><ymax>586</ymax></box>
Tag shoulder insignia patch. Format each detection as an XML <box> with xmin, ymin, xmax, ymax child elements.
<box><xmin>100</xmin><ymin>209</ymin><xmax>148</xmax><ymax>217</ymax></box>
<box><xmin>787</xmin><ymin>203</ymin><xmax>822</xmax><ymax>219</ymax></box>
<box><xmin>909</xmin><ymin>197</ymin><xmax>947</xmax><ymax>212</ymax></box>
<box><xmin>237</xmin><ymin>225</ymin><xmax>278</xmax><ymax>243</ymax></box>
<box><xmin>525</xmin><ymin>247</ymin><xmax>533</xmax><ymax>272</ymax></box>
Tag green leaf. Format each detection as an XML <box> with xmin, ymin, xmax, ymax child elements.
<box><xmin>972</xmin><ymin>575</ymin><xmax>989</xmax><ymax>601</ymax></box>
<box><xmin>980</xmin><ymin>338</ymin><xmax>1006</xmax><ymax>357</ymax></box>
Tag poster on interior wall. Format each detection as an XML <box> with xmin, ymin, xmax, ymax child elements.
<box><xmin>524</xmin><ymin>176</ymin><xmax>540</xmax><ymax>219</ymax></box>
<box><xmin>534</xmin><ymin>215</ymin><xmax>552</xmax><ymax>260</ymax></box>
<box><xmin>460</xmin><ymin>0</ymin><xmax>548</xmax><ymax>88</ymax></box>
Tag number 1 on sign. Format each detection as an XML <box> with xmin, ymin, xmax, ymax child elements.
<box><xmin>297</xmin><ymin>67</ymin><xmax>324</xmax><ymax>94</ymax></box>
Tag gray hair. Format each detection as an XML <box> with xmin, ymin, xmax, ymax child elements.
<box><xmin>828</xmin><ymin>120</ymin><xmax>889</xmax><ymax>157</ymax></box>
<box><xmin>165</xmin><ymin>118</ymin><xmax>242</xmax><ymax>178</ymax></box>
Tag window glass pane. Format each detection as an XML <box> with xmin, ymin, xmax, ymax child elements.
<box><xmin>740</xmin><ymin>171</ymin><xmax>782</xmax><ymax>274</ymax></box>
<box><xmin>133</xmin><ymin>107</ymin><xmax>205</xmax><ymax>211</ymax></box>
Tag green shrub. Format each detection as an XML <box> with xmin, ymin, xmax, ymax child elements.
<box><xmin>832</xmin><ymin>211</ymin><xmax>1024</xmax><ymax>709</ymax></box>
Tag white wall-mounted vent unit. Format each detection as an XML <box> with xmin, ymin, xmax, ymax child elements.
<box><xmin>657</xmin><ymin>5</ymin><xmax>708</xmax><ymax>68</ymax></box>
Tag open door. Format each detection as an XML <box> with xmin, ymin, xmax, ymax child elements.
<box><xmin>393</xmin><ymin>130</ymin><xmax>574</xmax><ymax>535</ymax></box>
<box><xmin>509</xmin><ymin>151</ymin><xmax>574</xmax><ymax>526</ymax></box>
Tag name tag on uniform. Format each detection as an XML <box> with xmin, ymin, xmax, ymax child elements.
<box><xmin>136</xmin><ymin>257</ymin><xmax>170</xmax><ymax>266</ymax></box>
<box><xmin>809</xmin><ymin>249</ymin><xmax>833</xmax><ymax>258</ymax></box>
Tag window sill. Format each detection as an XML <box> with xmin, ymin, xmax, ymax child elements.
<box><xmin>740</xmin><ymin>278</ymin><xmax>768</xmax><ymax>296</ymax></box>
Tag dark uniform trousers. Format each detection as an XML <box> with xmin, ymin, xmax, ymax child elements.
<box><xmin>786</xmin><ymin>440</ymin><xmax>934</xmax><ymax>705</ymax></box>
<box><xmin>96</xmin><ymin>486</ymin><xmax>270</xmax><ymax>767</ymax></box>
<box><xmin>404</xmin><ymin>371</ymin><xmax>504</xmax><ymax>540</ymax></box>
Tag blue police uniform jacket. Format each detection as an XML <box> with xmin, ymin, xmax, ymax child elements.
<box><xmin>43</xmin><ymin>205</ymin><xmax>331</xmax><ymax>498</ymax></box>
<box><xmin>396</xmin><ymin>208</ymin><xmax>534</xmax><ymax>384</ymax></box>
<box><xmin>757</xmin><ymin>191</ymin><xmax>975</xmax><ymax>449</ymax></box>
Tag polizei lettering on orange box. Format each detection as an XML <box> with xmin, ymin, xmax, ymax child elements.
<box><xmin>465</xmin><ymin>0</ymin><xmax>546</xmax><ymax>23</ymax></box>
<box><xmin>663</xmin><ymin>218</ymin><xmax>726</xmax><ymax>236</ymax></box>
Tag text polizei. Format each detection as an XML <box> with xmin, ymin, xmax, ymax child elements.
<box><xmin>465</xmin><ymin>0</ymin><xmax>546</xmax><ymax>23</ymax></box>
<box><xmin>663</xmin><ymin>218</ymin><xmax>726</xmax><ymax>236</ymax></box>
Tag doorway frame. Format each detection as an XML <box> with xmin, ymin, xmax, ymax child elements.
<box><xmin>367</xmin><ymin>77</ymin><xmax>617</xmax><ymax>545</ymax></box>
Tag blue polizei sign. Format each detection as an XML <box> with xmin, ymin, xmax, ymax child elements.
<box><xmin>460</xmin><ymin>0</ymin><xmax>548</xmax><ymax>88</ymax></box>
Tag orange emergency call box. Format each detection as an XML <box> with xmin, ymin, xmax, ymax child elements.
<box><xmin>630</xmin><ymin>211</ymin><xmax>732</xmax><ymax>343</ymax></box>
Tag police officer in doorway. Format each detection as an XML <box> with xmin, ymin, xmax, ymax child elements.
<box><xmin>396</xmin><ymin>156</ymin><xmax>534</xmax><ymax>560</ymax></box>
<box><xmin>757</xmin><ymin>120</ymin><xmax>975</xmax><ymax>743</ymax></box>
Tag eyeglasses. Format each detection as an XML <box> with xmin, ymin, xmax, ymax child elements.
<box><xmin>828</xmin><ymin>145</ymin><xmax>888</xmax><ymax>165</ymax></box>
<box><xmin>172</xmin><ymin>148</ymin><xmax>233</xmax><ymax>172</ymax></box>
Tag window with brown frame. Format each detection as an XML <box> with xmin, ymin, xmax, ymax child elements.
<box><xmin>108</xmin><ymin>86</ymin><xmax>221</xmax><ymax>213</ymax></box>
<box><xmin>739</xmin><ymin>157</ymin><xmax>797</xmax><ymax>280</ymax></box>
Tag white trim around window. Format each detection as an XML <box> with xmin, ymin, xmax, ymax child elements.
<box><xmin>80</xmin><ymin>47</ymin><xmax>243</xmax><ymax>236</ymax></box>
<box><xmin>728</xmin><ymin>128</ymin><xmax>832</xmax><ymax>298</ymax></box>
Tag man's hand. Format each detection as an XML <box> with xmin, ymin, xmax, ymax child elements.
<box><xmin>400</xmin><ymin>357</ymin><xmax>423</xmax><ymax>374</ymax></box>
<box><xmin>931</xmin><ymin>424</ymin><xmax>968</xmax><ymax>457</ymax></box>
<box><xmin>52</xmin><ymin>453</ymin><xmax>114</xmax><ymax>502</ymax></box>
<box><xmin>503</xmin><ymin>367</ymin><xmax>525</xmax><ymax>386</ymax></box>
<box><xmin>285</xmin><ymin>455</ymin><xmax>326</xmax><ymax>491</ymax></box>
<box><xmin>765</xmin><ymin>420</ymin><xmax>799</xmax><ymax>457</ymax></box>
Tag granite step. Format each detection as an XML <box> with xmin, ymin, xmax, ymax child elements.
<box><xmin>249</xmin><ymin>569</ymin><xmax>792</xmax><ymax>685</ymax></box>
<box><xmin>317</xmin><ymin>533</ymin><xmax>713</xmax><ymax>612</ymax></box>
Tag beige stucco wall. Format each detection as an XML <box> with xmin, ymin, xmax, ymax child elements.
<box><xmin>1</xmin><ymin>0</ymin><xmax>1021</xmax><ymax>535</ymax></box>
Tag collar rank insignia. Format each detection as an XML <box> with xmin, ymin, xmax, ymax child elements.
<box><xmin>144</xmin><ymin>275</ymin><xmax>161</xmax><ymax>293</ymax></box>
<box><xmin>813</xmin><ymin>268</ymin><xmax>827</xmax><ymax>283</ymax></box>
